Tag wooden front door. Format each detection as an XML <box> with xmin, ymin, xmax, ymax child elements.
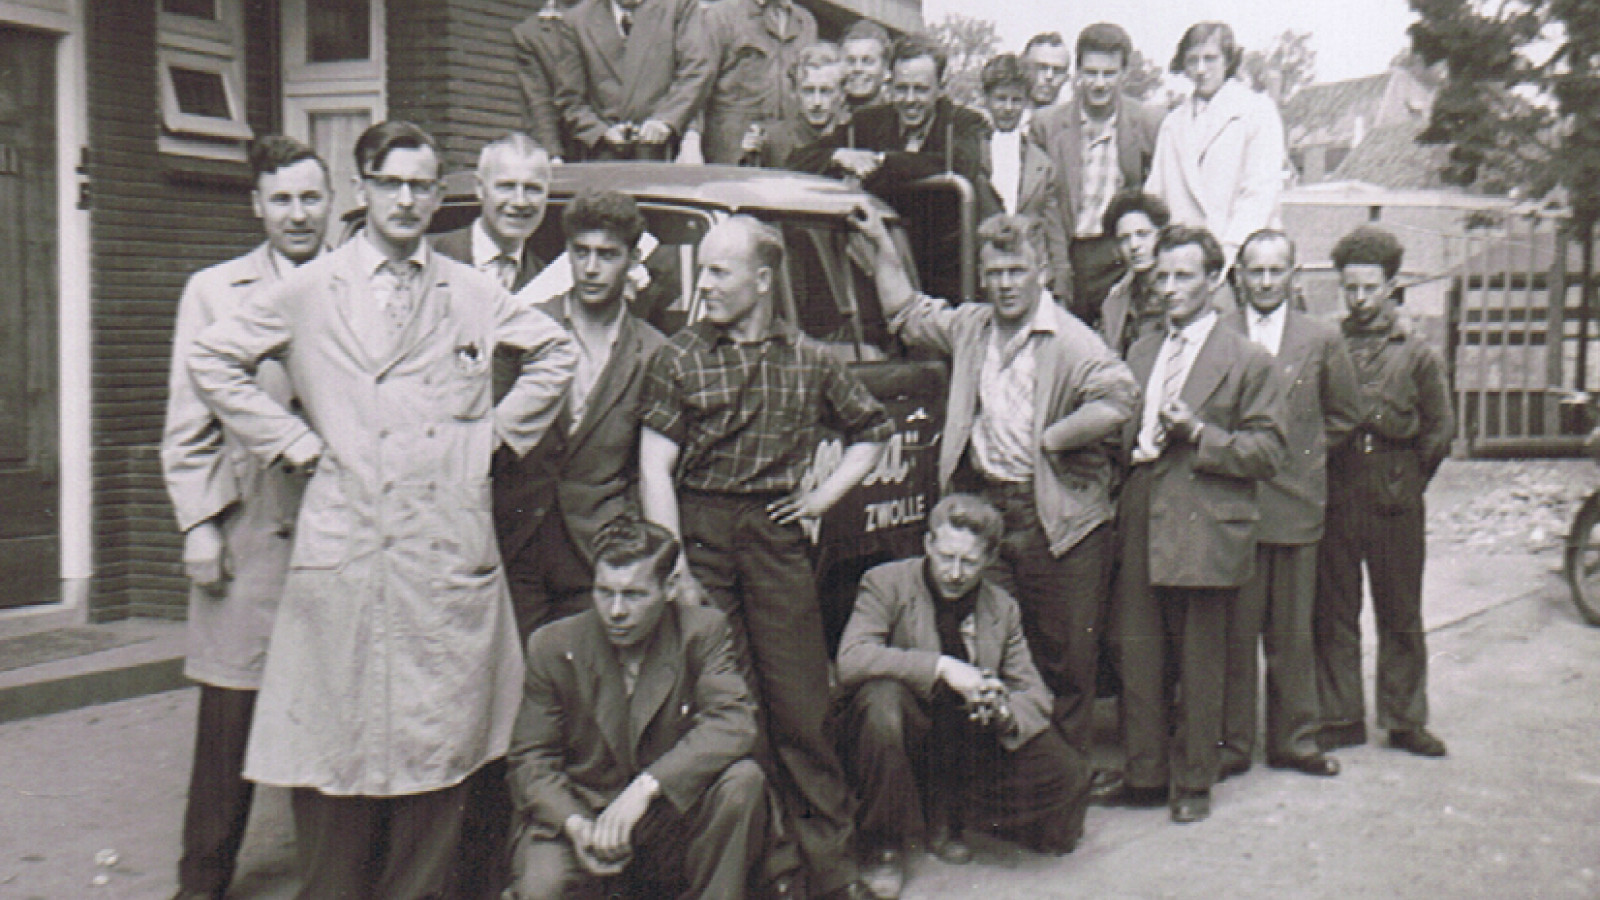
<box><xmin>0</xmin><ymin>26</ymin><xmax>59</xmax><ymax>609</ymax></box>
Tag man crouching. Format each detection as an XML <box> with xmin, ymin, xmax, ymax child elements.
<box><xmin>506</xmin><ymin>516</ymin><xmax>768</xmax><ymax>899</ymax></box>
<box><xmin>837</xmin><ymin>494</ymin><xmax>1091</xmax><ymax>900</ymax></box>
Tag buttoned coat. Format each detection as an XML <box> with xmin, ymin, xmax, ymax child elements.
<box><xmin>1145</xmin><ymin>78</ymin><xmax>1286</xmax><ymax>257</ymax></box>
<box><xmin>836</xmin><ymin>557</ymin><xmax>1052</xmax><ymax>751</ymax></box>
<box><xmin>1224</xmin><ymin>308</ymin><xmax>1363</xmax><ymax>545</ymax></box>
<box><xmin>1027</xmin><ymin>96</ymin><xmax>1164</xmax><ymax>292</ymax></box>
<box><xmin>512</xmin><ymin>6</ymin><xmax>573</xmax><ymax>160</ymax></box>
<box><xmin>553</xmin><ymin>0</ymin><xmax>714</xmax><ymax>150</ymax></box>
<box><xmin>493</xmin><ymin>294</ymin><xmax>667</xmax><ymax>568</ymax></box>
<box><xmin>1124</xmin><ymin>322</ymin><xmax>1287</xmax><ymax>587</ymax></box>
<box><xmin>161</xmin><ymin>243</ymin><xmax>302</xmax><ymax>690</ymax></box>
<box><xmin>701</xmin><ymin>0</ymin><xmax>817</xmax><ymax>164</ymax></box>
<box><xmin>507</xmin><ymin>603</ymin><xmax>758</xmax><ymax>837</ymax></box>
<box><xmin>891</xmin><ymin>293</ymin><xmax>1138</xmax><ymax>556</ymax></box>
<box><xmin>432</xmin><ymin>224</ymin><xmax>544</xmax><ymax>296</ymax></box>
<box><xmin>189</xmin><ymin>237</ymin><xmax>576</xmax><ymax>796</ymax></box>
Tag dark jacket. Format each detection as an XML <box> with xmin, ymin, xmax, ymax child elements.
<box><xmin>431</xmin><ymin>223</ymin><xmax>544</xmax><ymax>295</ymax></box>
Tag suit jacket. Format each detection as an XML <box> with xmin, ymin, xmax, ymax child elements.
<box><xmin>1124</xmin><ymin>320</ymin><xmax>1287</xmax><ymax>588</ymax></box>
<box><xmin>432</xmin><ymin>223</ymin><xmax>543</xmax><ymax>295</ymax></box>
<box><xmin>1225</xmin><ymin>308</ymin><xmax>1362</xmax><ymax>545</ymax></box>
<box><xmin>1146</xmin><ymin>78</ymin><xmax>1286</xmax><ymax>258</ymax></box>
<box><xmin>508</xmin><ymin>604</ymin><xmax>758</xmax><ymax>837</ymax></box>
<box><xmin>891</xmin><ymin>293</ymin><xmax>1137</xmax><ymax>556</ymax></box>
<box><xmin>512</xmin><ymin>7</ymin><xmax>573</xmax><ymax>159</ymax></box>
<box><xmin>1098</xmin><ymin>272</ymin><xmax>1163</xmax><ymax>359</ymax></box>
<box><xmin>1028</xmin><ymin>96</ymin><xmax>1163</xmax><ymax>294</ymax></box>
<box><xmin>791</xmin><ymin>98</ymin><xmax>1001</xmax><ymax>221</ymax></box>
<box><xmin>837</xmin><ymin>557</ymin><xmax>1052</xmax><ymax>751</ymax></box>
<box><xmin>161</xmin><ymin>243</ymin><xmax>302</xmax><ymax>690</ymax></box>
<box><xmin>191</xmin><ymin>236</ymin><xmax>576</xmax><ymax>795</ymax></box>
<box><xmin>701</xmin><ymin>0</ymin><xmax>817</xmax><ymax>164</ymax></box>
<box><xmin>553</xmin><ymin>0</ymin><xmax>713</xmax><ymax>149</ymax></box>
<box><xmin>493</xmin><ymin>294</ymin><xmax>668</xmax><ymax>567</ymax></box>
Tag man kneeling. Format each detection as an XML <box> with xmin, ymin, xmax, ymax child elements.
<box><xmin>506</xmin><ymin>516</ymin><xmax>768</xmax><ymax>899</ymax></box>
<box><xmin>837</xmin><ymin>494</ymin><xmax>1091</xmax><ymax>900</ymax></box>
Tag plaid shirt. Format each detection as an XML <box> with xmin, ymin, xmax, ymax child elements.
<box><xmin>1074</xmin><ymin>109</ymin><xmax>1121</xmax><ymax>238</ymax></box>
<box><xmin>641</xmin><ymin>318</ymin><xmax>894</xmax><ymax>494</ymax></box>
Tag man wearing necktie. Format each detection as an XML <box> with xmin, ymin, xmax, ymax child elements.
<box><xmin>1217</xmin><ymin>230</ymin><xmax>1362</xmax><ymax>785</ymax></box>
<box><xmin>1106</xmin><ymin>224</ymin><xmax>1286</xmax><ymax>824</ymax></box>
<box><xmin>432</xmin><ymin>133</ymin><xmax>553</xmax><ymax>295</ymax></box>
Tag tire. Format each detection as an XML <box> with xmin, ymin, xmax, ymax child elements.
<box><xmin>1566</xmin><ymin>491</ymin><xmax>1600</xmax><ymax>627</ymax></box>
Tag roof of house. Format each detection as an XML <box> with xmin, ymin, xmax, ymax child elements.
<box><xmin>1328</xmin><ymin>121</ymin><xmax>1453</xmax><ymax>190</ymax></box>
<box><xmin>1283</xmin><ymin>73</ymin><xmax>1390</xmax><ymax>147</ymax></box>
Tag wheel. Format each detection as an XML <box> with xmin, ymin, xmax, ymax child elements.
<box><xmin>1566</xmin><ymin>491</ymin><xmax>1600</xmax><ymax>626</ymax></box>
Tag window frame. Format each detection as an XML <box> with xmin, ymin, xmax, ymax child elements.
<box><xmin>157</xmin><ymin>0</ymin><xmax>252</xmax><ymax>161</ymax></box>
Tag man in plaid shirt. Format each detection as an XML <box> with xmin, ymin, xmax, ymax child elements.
<box><xmin>639</xmin><ymin>215</ymin><xmax>892</xmax><ymax>900</ymax></box>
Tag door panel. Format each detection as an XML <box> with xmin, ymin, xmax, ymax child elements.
<box><xmin>0</xmin><ymin>26</ymin><xmax>59</xmax><ymax>608</ymax></box>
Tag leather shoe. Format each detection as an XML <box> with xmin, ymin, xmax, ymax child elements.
<box><xmin>1088</xmin><ymin>768</ymin><xmax>1125</xmax><ymax>801</ymax></box>
<box><xmin>928</xmin><ymin>828</ymin><xmax>973</xmax><ymax>865</ymax></box>
<box><xmin>1169</xmin><ymin>790</ymin><xmax>1211</xmax><ymax>824</ymax></box>
<box><xmin>1388</xmin><ymin>728</ymin><xmax>1448</xmax><ymax>758</ymax></box>
<box><xmin>761</xmin><ymin>870</ymin><xmax>804</xmax><ymax>900</ymax></box>
<box><xmin>1218</xmin><ymin>756</ymin><xmax>1252</xmax><ymax>781</ymax></box>
<box><xmin>860</xmin><ymin>848</ymin><xmax>906</xmax><ymax>900</ymax></box>
<box><xmin>1318</xmin><ymin>720</ymin><xmax>1367</xmax><ymax>751</ymax></box>
<box><xmin>1101</xmin><ymin>783</ymin><xmax>1168</xmax><ymax>808</ymax></box>
<box><xmin>1267</xmin><ymin>752</ymin><xmax>1340</xmax><ymax>776</ymax></box>
<box><xmin>169</xmin><ymin>892</ymin><xmax>223</xmax><ymax>900</ymax></box>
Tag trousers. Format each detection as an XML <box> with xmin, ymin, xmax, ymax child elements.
<box><xmin>289</xmin><ymin>779</ymin><xmax>471</xmax><ymax>900</ymax></box>
<box><xmin>1221</xmin><ymin>541</ymin><xmax>1322</xmax><ymax>765</ymax></box>
<box><xmin>177</xmin><ymin>685</ymin><xmax>258</xmax><ymax>894</ymax></box>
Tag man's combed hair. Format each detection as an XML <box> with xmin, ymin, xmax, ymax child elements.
<box><xmin>842</xmin><ymin>20</ymin><xmax>890</xmax><ymax>50</ymax></box>
<box><xmin>477</xmin><ymin>131</ymin><xmax>547</xmax><ymax>175</ymax></box>
<box><xmin>248</xmin><ymin>134</ymin><xmax>325</xmax><ymax>181</ymax></box>
<box><xmin>1155</xmin><ymin>224</ymin><xmax>1226</xmax><ymax>275</ymax></box>
<box><xmin>891</xmin><ymin>33</ymin><xmax>948</xmax><ymax>81</ymax></box>
<box><xmin>981</xmin><ymin>53</ymin><xmax>1030</xmax><ymax>95</ymax></box>
<box><xmin>1101</xmin><ymin>190</ymin><xmax>1171</xmax><ymax>239</ymax></box>
<box><xmin>928</xmin><ymin>493</ymin><xmax>1003</xmax><ymax>553</ymax></box>
<box><xmin>1331</xmin><ymin>226</ymin><xmax>1405</xmax><ymax>280</ymax></box>
<box><xmin>727</xmin><ymin>214</ymin><xmax>786</xmax><ymax>276</ymax></box>
<box><xmin>592</xmin><ymin>515</ymin><xmax>680</xmax><ymax>583</ymax></box>
<box><xmin>1023</xmin><ymin>31</ymin><xmax>1066</xmax><ymax>55</ymax></box>
<box><xmin>563</xmin><ymin>189</ymin><xmax>647</xmax><ymax>249</ymax></box>
<box><xmin>1237</xmin><ymin>228</ymin><xmax>1297</xmax><ymax>269</ymax></box>
<box><xmin>1076</xmin><ymin>23</ymin><xmax>1133</xmax><ymax>67</ymax></box>
<box><xmin>977</xmin><ymin>213</ymin><xmax>1049</xmax><ymax>264</ymax></box>
<box><xmin>1170</xmin><ymin>21</ymin><xmax>1242</xmax><ymax>78</ymax></box>
<box><xmin>354</xmin><ymin>120</ymin><xmax>441</xmax><ymax>176</ymax></box>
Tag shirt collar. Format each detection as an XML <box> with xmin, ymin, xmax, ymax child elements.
<box><xmin>267</xmin><ymin>246</ymin><xmax>316</xmax><ymax>276</ymax></box>
<box><xmin>1252</xmin><ymin>302</ymin><xmax>1287</xmax><ymax>329</ymax></box>
<box><xmin>695</xmin><ymin>314</ymin><xmax>800</xmax><ymax>347</ymax></box>
<box><xmin>356</xmin><ymin>228</ymin><xmax>429</xmax><ymax>277</ymax></box>
<box><xmin>1080</xmin><ymin>104</ymin><xmax>1117</xmax><ymax>139</ymax></box>
<box><xmin>471</xmin><ymin>218</ymin><xmax>521</xmax><ymax>269</ymax></box>
<box><xmin>1169</xmin><ymin>309</ymin><xmax>1218</xmax><ymax>343</ymax></box>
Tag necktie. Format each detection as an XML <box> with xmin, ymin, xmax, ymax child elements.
<box><xmin>1153</xmin><ymin>333</ymin><xmax>1188</xmax><ymax>447</ymax></box>
<box><xmin>380</xmin><ymin>260</ymin><xmax>416</xmax><ymax>332</ymax></box>
<box><xmin>619</xmin><ymin>10</ymin><xmax>632</xmax><ymax>37</ymax></box>
<box><xmin>493</xmin><ymin>254</ymin><xmax>518</xmax><ymax>290</ymax></box>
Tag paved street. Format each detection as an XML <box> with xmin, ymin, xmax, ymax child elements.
<box><xmin>3</xmin><ymin>461</ymin><xmax>1600</xmax><ymax>898</ymax></box>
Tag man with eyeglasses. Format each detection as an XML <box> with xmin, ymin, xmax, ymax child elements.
<box><xmin>434</xmin><ymin>132</ymin><xmax>553</xmax><ymax>293</ymax></box>
<box><xmin>190</xmin><ymin>120</ymin><xmax>575</xmax><ymax>898</ymax></box>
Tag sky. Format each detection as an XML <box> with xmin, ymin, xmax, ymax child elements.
<box><xmin>920</xmin><ymin>0</ymin><xmax>1421</xmax><ymax>85</ymax></box>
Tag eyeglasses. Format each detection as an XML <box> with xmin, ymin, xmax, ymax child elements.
<box><xmin>363</xmin><ymin>174</ymin><xmax>442</xmax><ymax>196</ymax></box>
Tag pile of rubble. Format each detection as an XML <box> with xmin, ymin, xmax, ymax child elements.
<box><xmin>1428</xmin><ymin>460</ymin><xmax>1600</xmax><ymax>554</ymax></box>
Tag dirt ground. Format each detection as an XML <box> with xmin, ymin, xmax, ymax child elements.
<box><xmin>3</xmin><ymin>461</ymin><xmax>1599</xmax><ymax>899</ymax></box>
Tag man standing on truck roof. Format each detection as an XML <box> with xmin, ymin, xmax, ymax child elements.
<box><xmin>854</xmin><ymin>204</ymin><xmax>1139</xmax><ymax>760</ymax></box>
<box><xmin>638</xmin><ymin>214</ymin><xmax>893</xmax><ymax>900</ymax></box>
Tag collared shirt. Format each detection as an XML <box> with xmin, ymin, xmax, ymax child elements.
<box><xmin>903</xmin><ymin>112</ymin><xmax>935</xmax><ymax>153</ymax></box>
<box><xmin>1075</xmin><ymin>108</ymin><xmax>1121</xmax><ymax>238</ymax></box>
<box><xmin>970</xmin><ymin>303</ymin><xmax>1052</xmax><ymax>483</ymax></box>
<box><xmin>1246</xmin><ymin>302</ymin><xmax>1288</xmax><ymax>357</ymax></box>
<box><xmin>989</xmin><ymin>126</ymin><xmax>1024</xmax><ymax>213</ymax></box>
<box><xmin>640</xmin><ymin>318</ymin><xmax>894</xmax><ymax>494</ymax></box>
<box><xmin>470</xmin><ymin>219</ymin><xmax>523</xmax><ymax>290</ymax></box>
<box><xmin>562</xmin><ymin>292</ymin><xmax>625</xmax><ymax>433</ymax></box>
<box><xmin>354</xmin><ymin>229</ymin><xmax>428</xmax><ymax>317</ymax></box>
<box><xmin>267</xmin><ymin>246</ymin><xmax>317</xmax><ymax>277</ymax></box>
<box><xmin>1134</xmin><ymin>310</ymin><xmax>1218</xmax><ymax>463</ymax></box>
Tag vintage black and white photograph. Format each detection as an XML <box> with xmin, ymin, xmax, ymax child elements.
<box><xmin>0</xmin><ymin>0</ymin><xmax>1598</xmax><ymax>897</ymax></box>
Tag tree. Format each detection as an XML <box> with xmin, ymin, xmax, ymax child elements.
<box><xmin>927</xmin><ymin>13</ymin><xmax>1001</xmax><ymax>107</ymax></box>
<box><xmin>1408</xmin><ymin>0</ymin><xmax>1600</xmax><ymax>386</ymax></box>
<box><xmin>1122</xmin><ymin>48</ymin><xmax>1169</xmax><ymax>102</ymax></box>
<box><xmin>1242</xmin><ymin>30</ymin><xmax>1317</xmax><ymax>103</ymax></box>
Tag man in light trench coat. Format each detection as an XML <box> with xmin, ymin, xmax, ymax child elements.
<box><xmin>189</xmin><ymin>120</ymin><xmax>576</xmax><ymax>898</ymax></box>
<box><xmin>161</xmin><ymin>134</ymin><xmax>332</xmax><ymax>900</ymax></box>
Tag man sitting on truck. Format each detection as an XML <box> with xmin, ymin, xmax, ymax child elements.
<box><xmin>852</xmin><ymin>204</ymin><xmax>1138</xmax><ymax>761</ymax></box>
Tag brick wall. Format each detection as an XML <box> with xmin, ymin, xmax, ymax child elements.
<box><xmin>85</xmin><ymin>0</ymin><xmax>280</xmax><ymax>620</ymax></box>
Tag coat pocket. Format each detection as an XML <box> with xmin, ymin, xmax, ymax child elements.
<box><xmin>443</xmin><ymin>342</ymin><xmax>493</xmax><ymax>421</ymax></box>
<box><xmin>289</xmin><ymin>472</ymin><xmax>350</xmax><ymax>570</ymax></box>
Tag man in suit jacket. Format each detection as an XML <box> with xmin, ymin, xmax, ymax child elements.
<box><xmin>1109</xmin><ymin>224</ymin><xmax>1286</xmax><ymax>824</ymax></box>
<box><xmin>1218</xmin><ymin>230</ymin><xmax>1362</xmax><ymax>782</ymax></box>
<box><xmin>431</xmin><ymin>133</ymin><xmax>552</xmax><ymax>294</ymax></box>
<box><xmin>837</xmin><ymin>494</ymin><xmax>1091</xmax><ymax>900</ymax></box>
<box><xmin>506</xmin><ymin>516</ymin><xmax>767</xmax><ymax>899</ymax></box>
<box><xmin>161</xmin><ymin>135</ymin><xmax>330</xmax><ymax>900</ymax></box>
<box><xmin>551</xmin><ymin>0</ymin><xmax>712</xmax><ymax>161</ymax></box>
<box><xmin>494</xmin><ymin>189</ymin><xmax>668</xmax><ymax>641</ymax></box>
<box><xmin>1029</xmin><ymin>24</ymin><xmax>1164</xmax><ymax>324</ymax></box>
<box><xmin>512</xmin><ymin>0</ymin><xmax>581</xmax><ymax>163</ymax></box>
<box><xmin>190</xmin><ymin>121</ymin><xmax>576</xmax><ymax>897</ymax></box>
<box><xmin>702</xmin><ymin>0</ymin><xmax>817</xmax><ymax>165</ymax></box>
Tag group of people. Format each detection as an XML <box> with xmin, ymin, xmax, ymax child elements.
<box><xmin>157</xmin><ymin>7</ymin><xmax>1458</xmax><ymax>900</ymax></box>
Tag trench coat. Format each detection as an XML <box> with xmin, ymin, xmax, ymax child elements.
<box><xmin>161</xmin><ymin>243</ymin><xmax>302</xmax><ymax>690</ymax></box>
<box><xmin>189</xmin><ymin>236</ymin><xmax>577</xmax><ymax>796</ymax></box>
